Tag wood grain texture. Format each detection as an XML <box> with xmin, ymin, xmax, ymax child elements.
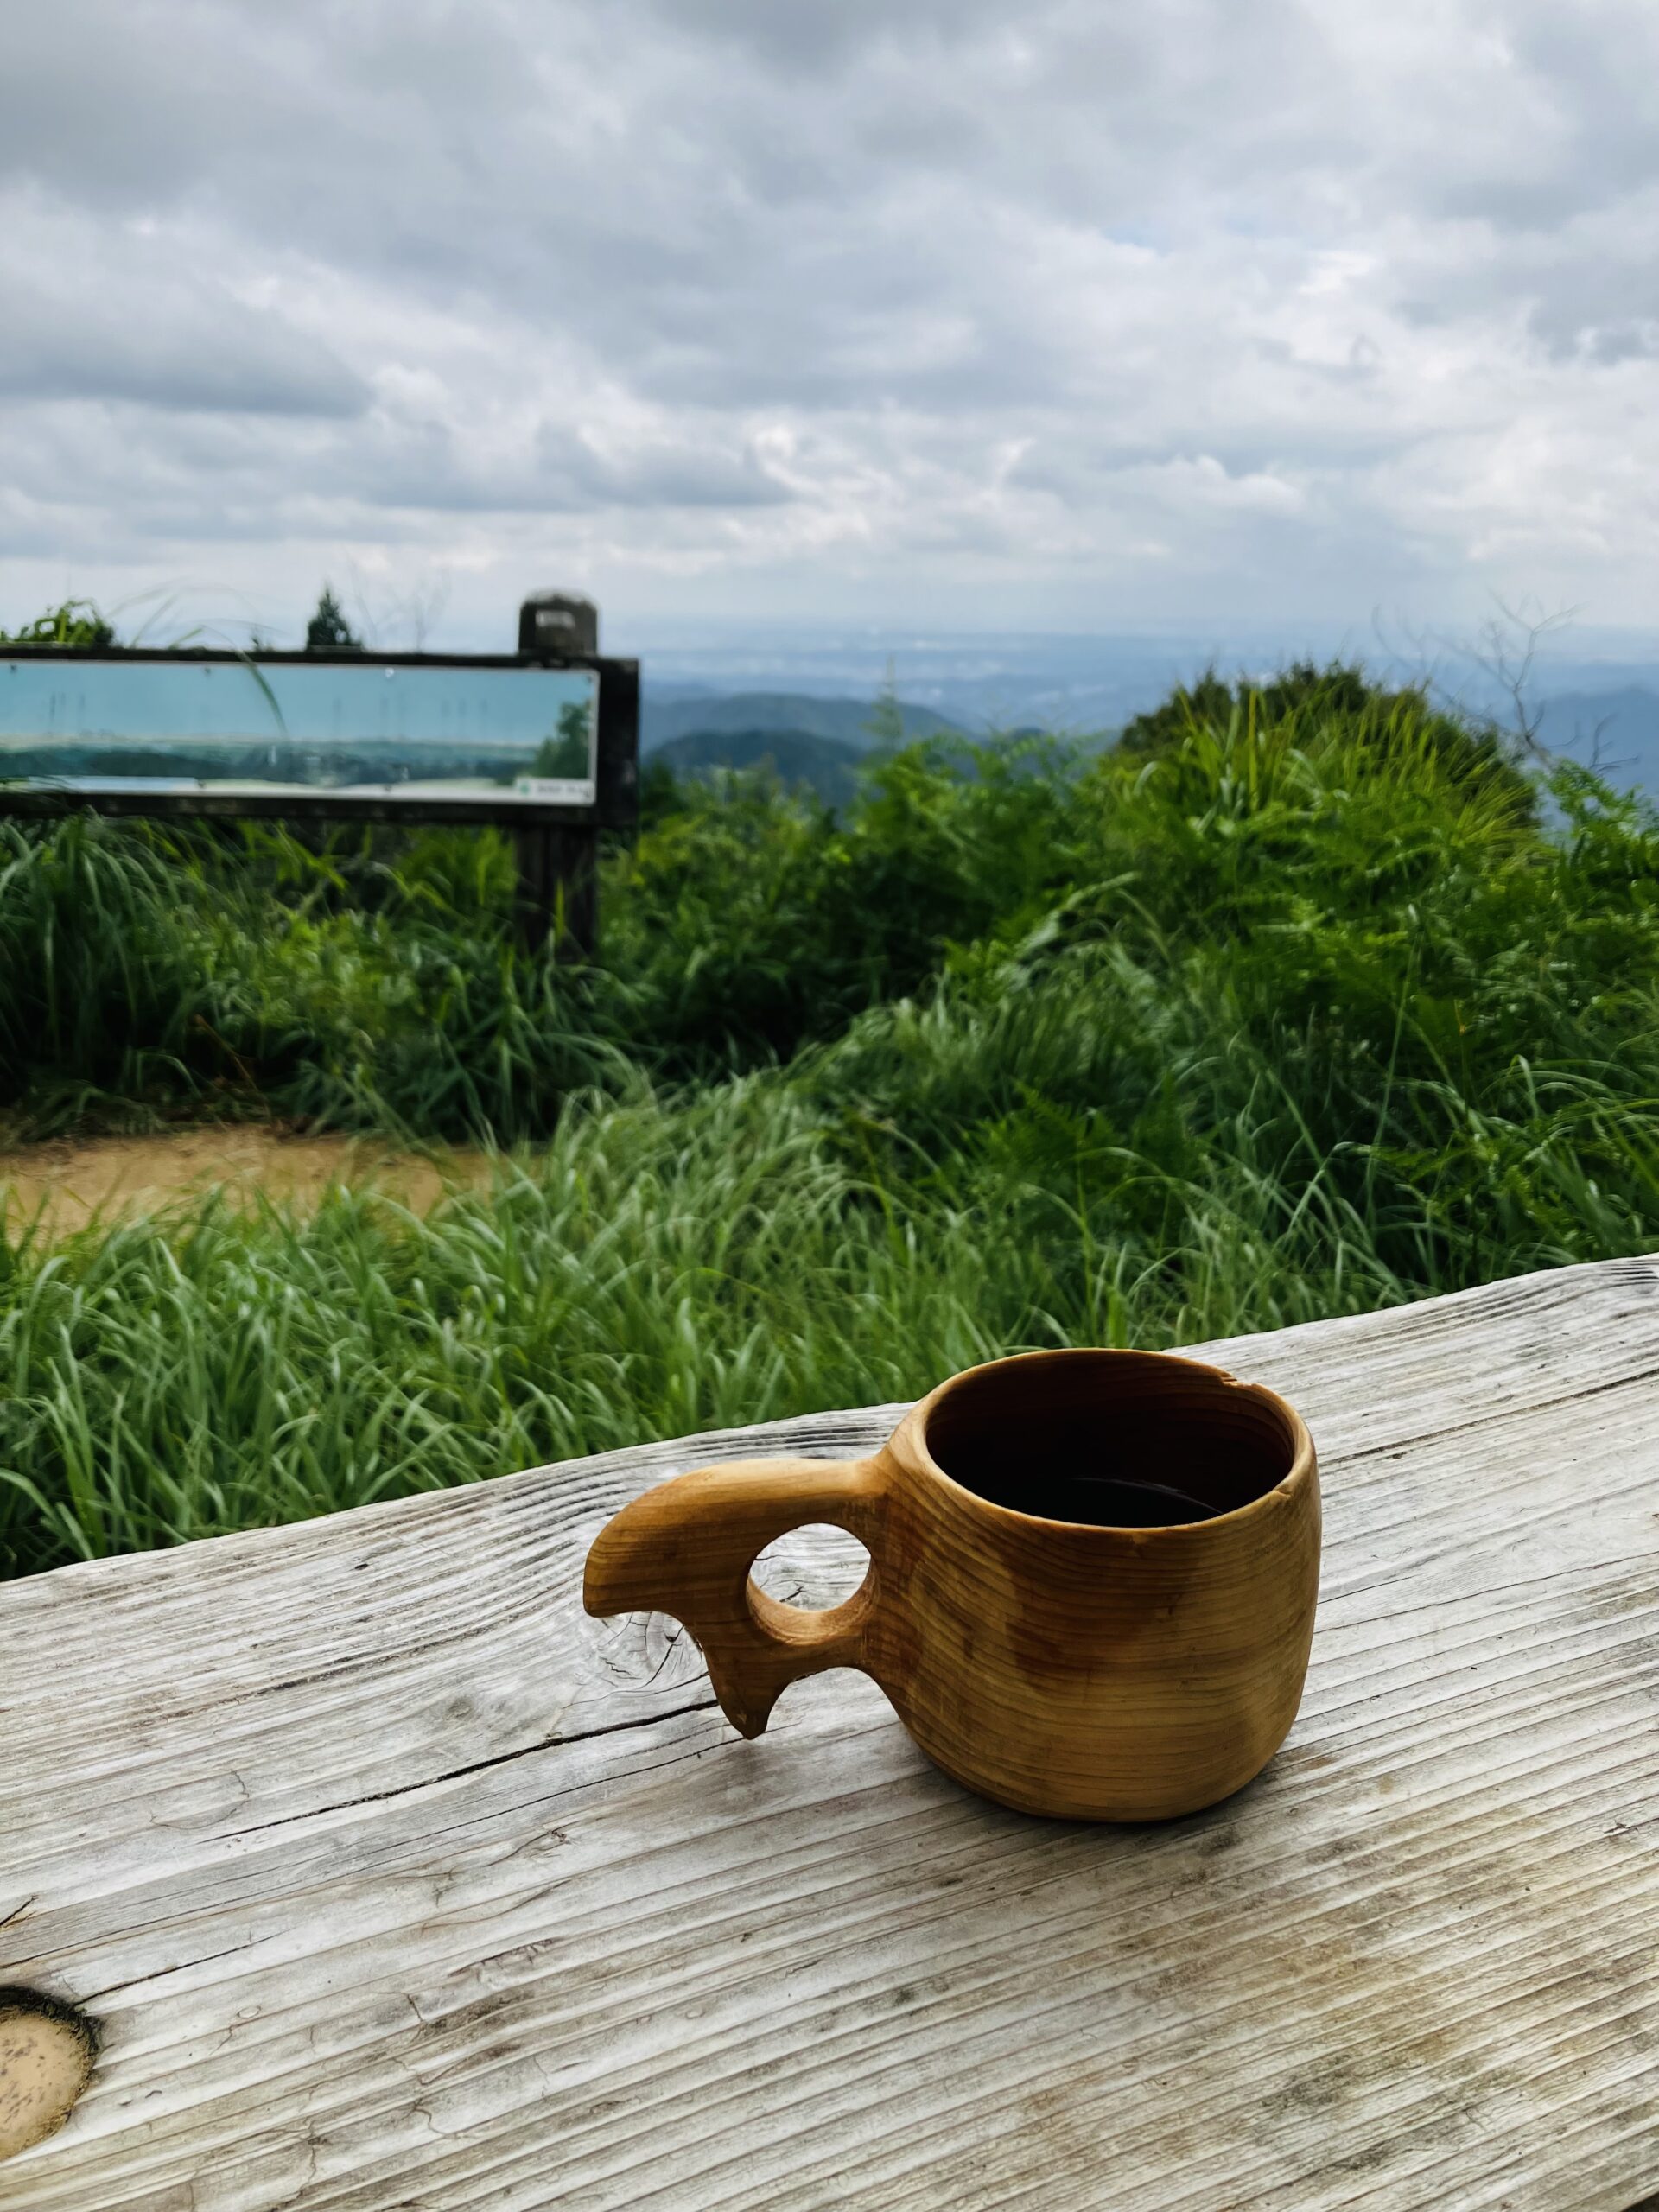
<box><xmin>583</xmin><ymin>1352</ymin><xmax>1320</xmax><ymax>1819</ymax></box>
<box><xmin>3</xmin><ymin>1256</ymin><xmax>1659</xmax><ymax>2208</ymax></box>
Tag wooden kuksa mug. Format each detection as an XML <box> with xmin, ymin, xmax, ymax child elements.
<box><xmin>583</xmin><ymin>1348</ymin><xmax>1319</xmax><ymax>1821</ymax></box>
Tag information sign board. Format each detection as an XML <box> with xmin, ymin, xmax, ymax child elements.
<box><xmin>0</xmin><ymin>655</ymin><xmax>600</xmax><ymax>808</ymax></box>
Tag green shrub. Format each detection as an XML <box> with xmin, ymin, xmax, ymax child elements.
<box><xmin>8</xmin><ymin>661</ymin><xmax>1659</xmax><ymax>1577</ymax></box>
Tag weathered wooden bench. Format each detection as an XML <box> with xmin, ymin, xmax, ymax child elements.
<box><xmin>4</xmin><ymin>1255</ymin><xmax>1659</xmax><ymax>2209</ymax></box>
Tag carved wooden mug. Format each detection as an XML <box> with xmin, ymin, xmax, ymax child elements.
<box><xmin>583</xmin><ymin>1348</ymin><xmax>1319</xmax><ymax>1821</ymax></box>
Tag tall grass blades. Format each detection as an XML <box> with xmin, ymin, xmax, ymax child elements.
<box><xmin>4</xmin><ymin>666</ymin><xmax>1659</xmax><ymax>1577</ymax></box>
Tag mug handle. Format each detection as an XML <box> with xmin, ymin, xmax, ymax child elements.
<box><xmin>582</xmin><ymin>1456</ymin><xmax>889</xmax><ymax>1738</ymax></box>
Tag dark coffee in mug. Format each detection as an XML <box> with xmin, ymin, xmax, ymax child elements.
<box><xmin>921</xmin><ymin>1355</ymin><xmax>1296</xmax><ymax>1527</ymax></box>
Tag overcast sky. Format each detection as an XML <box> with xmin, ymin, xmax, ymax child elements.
<box><xmin>3</xmin><ymin>0</ymin><xmax>1658</xmax><ymax>651</ymax></box>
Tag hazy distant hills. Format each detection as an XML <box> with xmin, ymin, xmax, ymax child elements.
<box><xmin>1531</xmin><ymin>688</ymin><xmax>1659</xmax><ymax>789</ymax></box>
<box><xmin>635</xmin><ymin>626</ymin><xmax>1659</xmax><ymax>754</ymax></box>
<box><xmin>641</xmin><ymin>690</ymin><xmax>961</xmax><ymax>753</ymax></box>
<box><xmin>650</xmin><ymin>728</ymin><xmax>867</xmax><ymax>810</ymax></box>
<box><xmin>642</xmin><ymin>689</ymin><xmax>965</xmax><ymax>806</ymax></box>
<box><xmin>639</xmin><ymin>679</ymin><xmax>1659</xmax><ymax>808</ymax></box>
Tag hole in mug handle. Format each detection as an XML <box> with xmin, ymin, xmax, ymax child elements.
<box><xmin>583</xmin><ymin>1453</ymin><xmax>890</xmax><ymax>1738</ymax></box>
<box><xmin>748</xmin><ymin>1523</ymin><xmax>874</xmax><ymax>1613</ymax></box>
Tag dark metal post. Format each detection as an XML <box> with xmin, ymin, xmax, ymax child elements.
<box><xmin>511</xmin><ymin>594</ymin><xmax>637</xmax><ymax>959</ymax></box>
<box><xmin>518</xmin><ymin>593</ymin><xmax>599</xmax><ymax>658</ymax></box>
<box><xmin>513</xmin><ymin>823</ymin><xmax>554</xmax><ymax>954</ymax></box>
<box><xmin>514</xmin><ymin>822</ymin><xmax>598</xmax><ymax>957</ymax></box>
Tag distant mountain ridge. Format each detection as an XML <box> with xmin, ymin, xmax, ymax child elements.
<box><xmin>640</xmin><ymin>679</ymin><xmax>1659</xmax><ymax>805</ymax></box>
<box><xmin>1532</xmin><ymin>687</ymin><xmax>1659</xmax><ymax>790</ymax></box>
<box><xmin>640</xmin><ymin>690</ymin><xmax>960</xmax><ymax>753</ymax></box>
<box><xmin>650</xmin><ymin>728</ymin><xmax>866</xmax><ymax>810</ymax></box>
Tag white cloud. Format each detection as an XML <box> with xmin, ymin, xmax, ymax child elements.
<box><xmin>1</xmin><ymin>0</ymin><xmax>1657</xmax><ymax>641</ymax></box>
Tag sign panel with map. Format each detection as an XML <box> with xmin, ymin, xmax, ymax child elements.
<box><xmin>0</xmin><ymin>656</ymin><xmax>601</xmax><ymax>808</ymax></box>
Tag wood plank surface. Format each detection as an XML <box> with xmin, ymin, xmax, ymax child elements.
<box><xmin>3</xmin><ymin>1255</ymin><xmax>1659</xmax><ymax>2209</ymax></box>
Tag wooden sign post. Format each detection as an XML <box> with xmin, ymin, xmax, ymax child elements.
<box><xmin>512</xmin><ymin>597</ymin><xmax>639</xmax><ymax>953</ymax></box>
<box><xmin>0</xmin><ymin>593</ymin><xmax>639</xmax><ymax>958</ymax></box>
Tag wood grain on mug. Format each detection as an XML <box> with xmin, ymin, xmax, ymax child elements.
<box><xmin>586</xmin><ymin>1349</ymin><xmax>1320</xmax><ymax>1821</ymax></box>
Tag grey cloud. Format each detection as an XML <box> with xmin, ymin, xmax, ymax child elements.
<box><xmin>629</xmin><ymin>0</ymin><xmax>1019</xmax><ymax>73</ymax></box>
<box><xmin>1</xmin><ymin>288</ymin><xmax>369</xmax><ymax>418</ymax></box>
<box><xmin>0</xmin><ymin>194</ymin><xmax>371</xmax><ymax>417</ymax></box>
<box><xmin>321</xmin><ymin>420</ymin><xmax>799</xmax><ymax>515</ymax></box>
<box><xmin>1580</xmin><ymin>321</ymin><xmax>1659</xmax><ymax>365</ymax></box>
<box><xmin>547</xmin><ymin>433</ymin><xmax>795</xmax><ymax>511</ymax></box>
<box><xmin>1427</xmin><ymin>14</ymin><xmax>1659</xmax><ymax>230</ymax></box>
<box><xmin>2</xmin><ymin>0</ymin><xmax>1658</xmax><ymax>631</ymax></box>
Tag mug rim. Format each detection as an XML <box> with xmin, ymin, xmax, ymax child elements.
<box><xmin>896</xmin><ymin>1344</ymin><xmax>1315</xmax><ymax>1536</ymax></box>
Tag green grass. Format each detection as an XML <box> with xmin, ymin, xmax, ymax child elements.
<box><xmin>5</xmin><ymin>664</ymin><xmax>1659</xmax><ymax>1579</ymax></box>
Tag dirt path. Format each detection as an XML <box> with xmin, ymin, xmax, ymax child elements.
<box><xmin>0</xmin><ymin>1128</ymin><xmax>493</xmax><ymax>1241</ymax></box>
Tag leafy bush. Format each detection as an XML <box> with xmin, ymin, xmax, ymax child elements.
<box><xmin>0</xmin><ymin>600</ymin><xmax>115</xmax><ymax>648</ymax></box>
<box><xmin>7</xmin><ymin>662</ymin><xmax>1659</xmax><ymax>1576</ymax></box>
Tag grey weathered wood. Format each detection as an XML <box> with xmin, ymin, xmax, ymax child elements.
<box><xmin>4</xmin><ymin>1256</ymin><xmax>1659</xmax><ymax>2209</ymax></box>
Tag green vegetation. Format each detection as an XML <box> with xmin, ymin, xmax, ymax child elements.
<box><xmin>528</xmin><ymin>701</ymin><xmax>596</xmax><ymax>780</ymax></box>
<box><xmin>647</xmin><ymin>727</ymin><xmax>866</xmax><ymax>811</ymax></box>
<box><xmin>0</xmin><ymin>600</ymin><xmax>116</xmax><ymax>649</ymax></box>
<box><xmin>303</xmin><ymin>585</ymin><xmax>361</xmax><ymax>653</ymax></box>
<box><xmin>5</xmin><ymin>658</ymin><xmax>1659</xmax><ymax>1580</ymax></box>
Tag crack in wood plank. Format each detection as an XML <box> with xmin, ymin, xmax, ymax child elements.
<box><xmin>221</xmin><ymin>1695</ymin><xmax>724</xmax><ymax>1840</ymax></box>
